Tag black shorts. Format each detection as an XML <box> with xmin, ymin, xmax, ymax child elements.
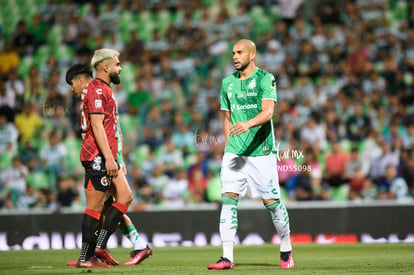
<box><xmin>81</xmin><ymin>154</ymin><xmax>119</xmax><ymax>192</ymax></box>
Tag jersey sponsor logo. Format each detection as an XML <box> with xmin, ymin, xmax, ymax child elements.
<box><xmin>100</xmin><ymin>176</ymin><xmax>109</xmax><ymax>187</ymax></box>
<box><xmin>236</xmin><ymin>103</ymin><xmax>257</xmax><ymax>110</ymax></box>
<box><xmin>237</xmin><ymin>94</ymin><xmax>243</xmax><ymax>98</ymax></box>
<box><xmin>92</xmin><ymin>155</ymin><xmax>102</xmax><ymax>171</ymax></box>
<box><xmin>95</xmin><ymin>99</ymin><xmax>102</xmax><ymax>108</ymax></box>
<box><xmin>246</xmin><ymin>92</ymin><xmax>257</xmax><ymax>96</ymax></box>
<box><xmin>248</xmin><ymin>79</ymin><xmax>256</xmax><ymax>89</ymax></box>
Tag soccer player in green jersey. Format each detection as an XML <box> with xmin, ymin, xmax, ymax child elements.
<box><xmin>207</xmin><ymin>39</ymin><xmax>294</xmax><ymax>270</ymax></box>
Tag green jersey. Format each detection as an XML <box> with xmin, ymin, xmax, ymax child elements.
<box><xmin>220</xmin><ymin>67</ymin><xmax>277</xmax><ymax>156</ymax></box>
<box><xmin>116</xmin><ymin>119</ymin><xmax>123</xmax><ymax>165</ymax></box>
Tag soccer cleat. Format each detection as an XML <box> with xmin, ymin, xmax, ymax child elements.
<box><xmin>280</xmin><ymin>252</ymin><xmax>294</xmax><ymax>269</ymax></box>
<box><xmin>94</xmin><ymin>247</ymin><xmax>119</xmax><ymax>266</ymax></box>
<box><xmin>67</xmin><ymin>255</ymin><xmax>98</xmax><ymax>266</ymax></box>
<box><xmin>67</xmin><ymin>260</ymin><xmax>78</xmax><ymax>267</ymax></box>
<box><xmin>124</xmin><ymin>245</ymin><xmax>153</xmax><ymax>266</ymax></box>
<box><xmin>76</xmin><ymin>260</ymin><xmax>110</xmax><ymax>268</ymax></box>
<box><xmin>207</xmin><ymin>257</ymin><xmax>235</xmax><ymax>270</ymax></box>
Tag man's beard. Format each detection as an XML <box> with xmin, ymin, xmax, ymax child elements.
<box><xmin>109</xmin><ymin>72</ymin><xmax>121</xmax><ymax>84</ymax></box>
<box><xmin>236</xmin><ymin>61</ymin><xmax>248</xmax><ymax>72</ymax></box>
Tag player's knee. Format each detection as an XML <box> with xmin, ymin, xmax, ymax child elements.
<box><xmin>221</xmin><ymin>193</ymin><xmax>239</xmax><ymax>205</ymax></box>
<box><xmin>264</xmin><ymin>199</ymin><xmax>280</xmax><ymax>212</ymax></box>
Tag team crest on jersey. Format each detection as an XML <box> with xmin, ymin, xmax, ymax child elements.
<box><xmin>96</xmin><ymin>88</ymin><xmax>102</xmax><ymax>95</ymax></box>
<box><xmin>100</xmin><ymin>176</ymin><xmax>109</xmax><ymax>187</ymax></box>
<box><xmin>248</xmin><ymin>79</ymin><xmax>256</xmax><ymax>89</ymax></box>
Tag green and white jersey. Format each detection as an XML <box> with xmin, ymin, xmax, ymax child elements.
<box><xmin>221</xmin><ymin>67</ymin><xmax>277</xmax><ymax>156</ymax></box>
<box><xmin>116</xmin><ymin>119</ymin><xmax>123</xmax><ymax>165</ymax></box>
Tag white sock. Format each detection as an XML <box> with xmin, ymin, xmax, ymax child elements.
<box><xmin>220</xmin><ymin>196</ymin><xmax>239</xmax><ymax>263</ymax></box>
<box><xmin>266</xmin><ymin>201</ymin><xmax>292</xmax><ymax>252</ymax></box>
<box><xmin>125</xmin><ymin>225</ymin><xmax>147</xmax><ymax>250</ymax></box>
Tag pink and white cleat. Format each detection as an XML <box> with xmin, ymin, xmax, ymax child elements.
<box><xmin>207</xmin><ymin>257</ymin><xmax>235</xmax><ymax>270</ymax></box>
<box><xmin>280</xmin><ymin>252</ymin><xmax>294</xmax><ymax>269</ymax></box>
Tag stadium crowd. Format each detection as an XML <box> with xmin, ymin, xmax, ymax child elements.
<box><xmin>0</xmin><ymin>0</ymin><xmax>413</xmax><ymax>211</ymax></box>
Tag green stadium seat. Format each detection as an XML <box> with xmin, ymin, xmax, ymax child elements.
<box><xmin>47</xmin><ymin>25</ymin><xmax>64</xmax><ymax>48</ymax></box>
<box><xmin>206</xmin><ymin>174</ymin><xmax>221</xmax><ymax>203</ymax></box>
<box><xmin>17</xmin><ymin>56</ymin><xmax>33</xmax><ymax>78</ymax></box>
<box><xmin>63</xmin><ymin>136</ymin><xmax>81</xmax><ymax>171</ymax></box>
<box><xmin>331</xmin><ymin>184</ymin><xmax>349</xmax><ymax>201</ymax></box>
<box><xmin>27</xmin><ymin>170</ymin><xmax>50</xmax><ymax>190</ymax></box>
<box><xmin>133</xmin><ymin>144</ymin><xmax>150</xmax><ymax>166</ymax></box>
<box><xmin>0</xmin><ymin>154</ymin><xmax>12</xmax><ymax>170</ymax></box>
<box><xmin>33</xmin><ymin>45</ymin><xmax>50</xmax><ymax>66</ymax></box>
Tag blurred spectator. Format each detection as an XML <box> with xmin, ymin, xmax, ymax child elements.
<box><xmin>36</xmin><ymin>188</ymin><xmax>58</xmax><ymax>210</ymax></box>
<box><xmin>0</xmin><ymin>111</ymin><xmax>18</xmax><ymax>157</ymax></box>
<box><xmin>324</xmin><ymin>140</ymin><xmax>350</xmax><ymax>187</ymax></box>
<box><xmin>4</xmin><ymin>69</ymin><xmax>25</xmax><ymax>111</ymax></box>
<box><xmin>279</xmin><ymin>0</ymin><xmax>304</xmax><ymax>28</ymax></box>
<box><xmin>369</xmin><ymin>140</ymin><xmax>400</xmax><ymax>184</ymax></box>
<box><xmin>132</xmin><ymin>175</ymin><xmax>156</xmax><ymax>212</ymax></box>
<box><xmin>161</xmin><ymin>168</ymin><xmax>189</xmax><ymax>207</ymax></box>
<box><xmin>28</xmin><ymin>14</ymin><xmax>48</xmax><ymax>48</ymax></box>
<box><xmin>156</xmin><ymin>138</ymin><xmax>183</xmax><ymax>177</ymax></box>
<box><xmin>0</xmin><ymin>78</ymin><xmax>15</xmax><ymax>109</ymax></box>
<box><xmin>23</xmin><ymin>65</ymin><xmax>46</xmax><ymax>106</ymax></box>
<box><xmin>148</xmin><ymin>163</ymin><xmax>170</xmax><ymax>202</ymax></box>
<box><xmin>0</xmin><ymin>42</ymin><xmax>20</xmax><ymax>77</ymax></box>
<box><xmin>12</xmin><ymin>20</ymin><xmax>35</xmax><ymax>57</ymax></box>
<box><xmin>346</xmin><ymin>100</ymin><xmax>372</xmax><ymax>142</ymax></box>
<box><xmin>171</xmin><ymin>122</ymin><xmax>194</xmax><ymax>151</ymax></box>
<box><xmin>56</xmin><ymin>175</ymin><xmax>79</xmax><ymax>208</ymax></box>
<box><xmin>17</xmin><ymin>184</ymin><xmax>40</xmax><ymax>209</ymax></box>
<box><xmin>123</xmin><ymin>30</ymin><xmax>145</xmax><ymax>64</ymax></box>
<box><xmin>139</xmin><ymin>148</ymin><xmax>157</xmax><ymax>177</ymax></box>
<box><xmin>140</xmin><ymin>104</ymin><xmax>168</xmax><ymax>150</ymax></box>
<box><xmin>300</xmin><ymin>112</ymin><xmax>327</xmax><ymax>153</ymax></box>
<box><xmin>188</xmin><ymin>167</ymin><xmax>208</xmax><ymax>203</ymax></box>
<box><xmin>377</xmin><ymin>164</ymin><xmax>410</xmax><ymax>201</ymax></box>
<box><xmin>261</xmin><ymin>39</ymin><xmax>285</xmax><ymax>74</ymax></box>
<box><xmin>348</xmin><ymin>167</ymin><xmax>368</xmax><ymax>201</ymax></box>
<box><xmin>345</xmin><ymin>147</ymin><xmax>369</xmax><ymax>180</ymax></box>
<box><xmin>39</xmin><ymin>130</ymin><xmax>67</xmax><ymax>189</ymax></box>
<box><xmin>360</xmin><ymin>179</ymin><xmax>378</xmax><ymax>201</ymax></box>
<box><xmin>0</xmin><ymin>156</ymin><xmax>28</xmax><ymax>207</ymax></box>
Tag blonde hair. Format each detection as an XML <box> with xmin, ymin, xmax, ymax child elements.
<box><xmin>91</xmin><ymin>48</ymin><xmax>120</xmax><ymax>68</ymax></box>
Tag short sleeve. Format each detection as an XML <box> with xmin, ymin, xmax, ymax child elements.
<box><xmin>261</xmin><ymin>73</ymin><xmax>277</xmax><ymax>102</ymax></box>
<box><xmin>86</xmin><ymin>86</ymin><xmax>105</xmax><ymax>114</ymax></box>
<box><xmin>220</xmin><ymin>79</ymin><xmax>230</xmax><ymax>111</ymax></box>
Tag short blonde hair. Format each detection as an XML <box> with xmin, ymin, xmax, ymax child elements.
<box><xmin>91</xmin><ymin>48</ymin><xmax>120</xmax><ymax>68</ymax></box>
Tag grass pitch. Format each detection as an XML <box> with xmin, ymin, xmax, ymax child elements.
<box><xmin>0</xmin><ymin>244</ymin><xmax>413</xmax><ymax>274</ymax></box>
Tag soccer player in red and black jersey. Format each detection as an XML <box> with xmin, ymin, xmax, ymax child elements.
<box><xmin>71</xmin><ymin>49</ymin><xmax>133</xmax><ymax>268</ymax></box>
<box><xmin>65</xmin><ymin>63</ymin><xmax>152</xmax><ymax>268</ymax></box>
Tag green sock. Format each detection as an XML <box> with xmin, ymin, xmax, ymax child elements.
<box><xmin>126</xmin><ymin>224</ymin><xmax>147</xmax><ymax>250</ymax></box>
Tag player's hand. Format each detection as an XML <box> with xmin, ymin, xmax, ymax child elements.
<box><xmin>230</xmin><ymin>122</ymin><xmax>249</xmax><ymax>136</ymax></box>
<box><xmin>230</xmin><ymin>155</ymin><xmax>246</xmax><ymax>170</ymax></box>
<box><xmin>106</xmin><ymin>158</ymin><xmax>119</xmax><ymax>178</ymax></box>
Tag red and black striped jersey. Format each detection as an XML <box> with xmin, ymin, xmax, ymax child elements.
<box><xmin>80</xmin><ymin>78</ymin><xmax>118</xmax><ymax>162</ymax></box>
